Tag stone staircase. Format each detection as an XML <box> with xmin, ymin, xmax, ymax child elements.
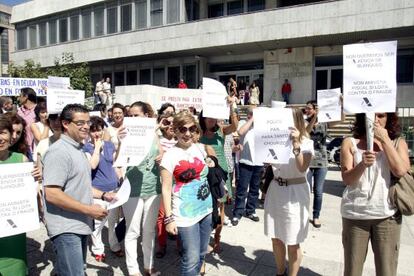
<box><xmin>236</xmin><ymin>104</ymin><xmax>354</xmax><ymax>138</ymax></box>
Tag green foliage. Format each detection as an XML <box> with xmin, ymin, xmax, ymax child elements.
<box><xmin>8</xmin><ymin>52</ymin><xmax>93</xmax><ymax>97</ymax></box>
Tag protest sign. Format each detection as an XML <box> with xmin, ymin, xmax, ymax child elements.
<box><xmin>0</xmin><ymin>77</ymin><xmax>47</xmax><ymax>96</ymax></box>
<box><xmin>317</xmin><ymin>88</ymin><xmax>342</xmax><ymax>123</ymax></box>
<box><xmin>202</xmin><ymin>77</ymin><xmax>229</xmax><ymax>120</ymax></box>
<box><xmin>343</xmin><ymin>41</ymin><xmax>397</xmax><ymax>113</ymax></box>
<box><xmin>107</xmin><ymin>178</ymin><xmax>131</xmax><ymax>210</ymax></box>
<box><xmin>116</xmin><ymin>85</ymin><xmax>203</xmax><ymax>111</ymax></box>
<box><xmin>113</xmin><ymin>117</ymin><xmax>157</xmax><ymax>167</ymax></box>
<box><xmin>254</xmin><ymin>108</ymin><xmax>294</xmax><ymax>164</ymax></box>
<box><xmin>48</xmin><ymin>76</ymin><xmax>71</xmax><ymax>89</ymax></box>
<box><xmin>89</xmin><ymin>111</ymin><xmax>102</xmax><ymax>118</ymax></box>
<box><xmin>0</xmin><ymin>163</ymin><xmax>39</xmax><ymax>238</ymax></box>
<box><xmin>47</xmin><ymin>89</ymin><xmax>85</xmax><ymax>114</ymax></box>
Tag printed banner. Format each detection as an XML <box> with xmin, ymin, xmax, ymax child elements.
<box><xmin>0</xmin><ymin>77</ymin><xmax>47</xmax><ymax>96</ymax></box>
<box><xmin>115</xmin><ymin>85</ymin><xmax>203</xmax><ymax>112</ymax></box>
<box><xmin>0</xmin><ymin>162</ymin><xmax>39</xmax><ymax>238</ymax></box>
<box><xmin>48</xmin><ymin>76</ymin><xmax>71</xmax><ymax>90</ymax></box>
<box><xmin>113</xmin><ymin>117</ymin><xmax>156</xmax><ymax>167</ymax></box>
<box><xmin>343</xmin><ymin>41</ymin><xmax>397</xmax><ymax>113</ymax></box>
<box><xmin>254</xmin><ymin>108</ymin><xmax>294</xmax><ymax>164</ymax></box>
<box><xmin>47</xmin><ymin>89</ymin><xmax>85</xmax><ymax>114</ymax></box>
<box><xmin>202</xmin><ymin>77</ymin><xmax>229</xmax><ymax>120</ymax></box>
<box><xmin>317</xmin><ymin>88</ymin><xmax>342</xmax><ymax>123</ymax></box>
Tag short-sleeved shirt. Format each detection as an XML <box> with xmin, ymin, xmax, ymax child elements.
<box><xmin>83</xmin><ymin>141</ymin><xmax>118</xmax><ymax>192</ymax></box>
<box><xmin>17</xmin><ymin>105</ymin><xmax>36</xmax><ymax>152</ymax></box>
<box><xmin>42</xmin><ymin>134</ymin><xmax>93</xmax><ymax>238</ymax></box>
<box><xmin>160</xmin><ymin>143</ymin><xmax>212</xmax><ymax>227</ymax></box>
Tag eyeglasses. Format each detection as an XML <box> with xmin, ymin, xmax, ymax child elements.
<box><xmin>178</xmin><ymin>125</ymin><xmax>198</xmax><ymax>134</ymax></box>
<box><xmin>162</xmin><ymin>119</ymin><xmax>173</xmax><ymax>126</ymax></box>
<box><xmin>71</xmin><ymin>120</ymin><xmax>92</xmax><ymax>127</ymax></box>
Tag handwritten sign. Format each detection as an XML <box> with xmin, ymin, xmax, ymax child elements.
<box><xmin>0</xmin><ymin>77</ymin><xmax>47</xmax><ymax>96</ymax></box>
<box><xmin>113</xmin><ymin>117</ymin><xmax>156</xmax><ymax>167</ymax></box>
<box><xmin>343</xmin><ymin>41</ymin><xmax>397</xmax><ymax>113</ymax></box>
<box><xmin>254</xmin><ymin>108</ymin><xmax>294</xmax><ymax>164</ymax></box>
<box><xmin>0</xmin><ymin>163</ymin><xmax>39</xmax><ymax>238</ymax></box>
<box><xmin>47</xmin><ymin>89</ymin><xmax>85</xmax><ymax>114</ymax></box>
<box><xmin>48</xmin><ymin>76</ymin><xmax>71</xmax><ymax>90</ymax></box>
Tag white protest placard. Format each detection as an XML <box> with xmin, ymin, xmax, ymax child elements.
<box><xmin>254</xmin><ymin>108</ymin><xmax>294</xmax><ymax>164</ymax></box>
<box><xmin>48</xmin><ymin>76</ymin><xmax>71</xmax><ymax>89</ymax></box>
<box><xmin>47</xmin><ymin>89</ymin><xmax>85</xmax><ymax>114</ymax></box>
<box><xmin>116</xmin><ymin>85</ymin><xmax>203</xmax><ymax>112</ymax></box>
<box><xmin>317</xmin><ymin>88</ymin><xmax>342</xmax><ymax>123</ymax></box>
<box><xmin>107</xmin><ymin>178</ymin><xmax>131</xmax><ymax>210</ymax></box>
<box><xmin>0</xmin><ymin>77</ymin><xmax>47</xmax><ymax>96</ymax></box>
<box><xmin>343</xmin><ymin>41</ymin><xmax>397</xmax><ymax>113</ymax></box>
<box><xmin>89</xmin><ymin>111</ymin><xmax>102</xmax><ymax>118</ymax></box>
<box><xmin>202</xmin><ymin>77</ymin><xmax>229</xmax><ymax>120</ymax></box>
<box><xmin>113</xmin><ymin>117</ymin><xmax>157</xmax><ymax>167</ymax></box>
<box><xmin>0</xmin><ymin>162</ymin><xmax>39</xmax><ymax>238</ymax></box>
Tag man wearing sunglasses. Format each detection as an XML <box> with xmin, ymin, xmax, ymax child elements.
<box><xmin>42</xmin><ymin>104</ymin><xmax>114</xmax><ymax>276</ymax></box>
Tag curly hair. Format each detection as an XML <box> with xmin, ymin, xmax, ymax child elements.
<box><xmin>353</xmin><ymin>113</ymin><xmax>401</xmax><ymax>140</ymax></box>
<box><xmin>2</xmin><ymin>112</ymin><xmax>29</xmax><ymax>156</ymax></box>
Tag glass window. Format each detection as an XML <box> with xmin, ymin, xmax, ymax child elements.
<box><xmin>168</xmin><ymin>66</ymin><xmax>180</xmax><ymax>87</ymax></box>
<box><xmin>49</xmin><ymin>20</ymin><xmax>57</xmax><ymax>44</ymax></box>
<box><xmin>107</xmin><ymin>5</ymin><xmax>118</xmax><ymax>34</ymax></box>
<box><xmin>82</xmin><ymin>10</ymin><xmax>92</xmax><ymax>38</ymax></box>
<box><xmin>70</xmin><ymin>15</ymin><xmax>79</xmax><ymax>40</ymax></box>
<box><xmin>16</xmin><ymin>27</ymin><xmax>27</xmax><ymax>50</ymax></box>
<box><xmin>140</xmin><ymin>69</ymin><xmax>151</xmax><ymax>84</ymax></box>
<box><xmin>397</xmin><ymin>53</ymin><xmax>414</xmax><ymax>83</ymax></box>
<box><xmin>94</xmin><ymin>6</ymin><xmax>104</xmax><ymax>36</ymax></box>
<box><xmin>1</xmin><ymin>31</ymin><xmax>9</xmax><ymax>63</ymax></box>
<box><xmin>185</xmin><ymin>0</ymin><xmax>199</xmax><ymax>21</ymax></box>
<box><xmin>208</xmin><ymin>3</ymin><xmax>224</xmax><ymax>18</ymax></box>
<box><xmin>153</xmin><ymin>67</ymin><xmax>165</xmax><ymax>86</ymax></box>
<box><xmin>114</xmin><ymin>71</ymin><xmax>125</xmax><ymax>86</ymax></box>
<box><xmin>151</xmin><ymin>0</ymin><xmax>163</xmax><ymax>27</ymax></box>
<box><xmin>39</xmin><ymin>22</ymin><xmax>47</xmax><ymax>46</ymax></box>
<box><xmin>227</xmin><ymin>0</ymin><xmax>243</xmax><ymax>15</ymax></box>
<box><xmin>183</xmin><ymin>64</ymin><xmax>197</xmax><ymax>88</ymax></box>
<box><xmin>247</xmin><ymin>0</ymin><xmax>265</xmax><ymax>11</ymax></box>
<box><xmin>167</xmin><ymin>0</ymin><xmax>180</xmax><ymax>24</ymax></box>
<box><xmin>127</xmin><ymin>70</ymin><xmax>138</xmax><ymax>85</ymax></box>
<box><xmin>29</xmin><ymin>25</ymin><xmax>37</xmax><ymax>48</ymax></box>
<box><xmin>121</xmin><ymin>4</ymin><xmax>132</xmax><ymax>32</ymax></box>
<box><xmin>135</xmin><ymin>0</ymin><xmax>147</xmax><ymax>29</ymax></box>
<box><xmin>59</xmin><ymin>18</ymin><xmax>68</xmax><ymax>43</ymax></box>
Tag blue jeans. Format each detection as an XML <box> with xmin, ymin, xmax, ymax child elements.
<box><xmin>51</xmin><ymin>233</ymin><xmax>88</xmax><ymax>276</ymax></box>
<box><xmin>178</xmin><ymin>214</ymin><xmax>212</xmax><ymax>276</ymax></box>
<box><xmin>307</xmin><ymin>167</ymin><xmax>328</xmax><ymax>219</ymax></box>
<box><xmin>282</xmin><ymin>93</ymin><xmax>290</xmax><ymax>104</ymax></box>
<box><xmin>233</xmin><ymin>163</ymin><xmax>263</xmax><ymax>219</ymax></box>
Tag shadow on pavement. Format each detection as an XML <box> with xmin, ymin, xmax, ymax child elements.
<box><xmin>27</xmin><ymin>237</ymin><xmax>55</xmax><ymax>276</ymax></box>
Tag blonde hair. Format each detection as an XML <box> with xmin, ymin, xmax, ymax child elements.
<box><xmin>173</xmin><ymin>110</ymin><xmax>199</xmax><ymax>131</ymax></box>
<box><xmin>291</xmin><ymin>108</ymin><xmax>309</xmax><ymax>141</ymax></box>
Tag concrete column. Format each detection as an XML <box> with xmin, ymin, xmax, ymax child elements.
<box><xmin>199</xmin><ymin>0</ymin><xmax>208</xmax><ymax>19</ymax></box>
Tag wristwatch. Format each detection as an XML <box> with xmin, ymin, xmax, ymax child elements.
<box><xmin>292</xmin><ymin>147</ymin><xmax>301</xmax><ymax>156</ymax></box>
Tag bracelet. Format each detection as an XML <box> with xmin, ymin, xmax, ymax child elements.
<box><xmin>164</xmin><ymin>215</ymin><xmax>175</xmax><ymax>225</ymax></box>
<box><xmin>101</xmin><ymin>192</ymin><xmax>106</xmax><ymax>200</ymax></box>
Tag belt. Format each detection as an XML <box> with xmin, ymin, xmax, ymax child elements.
<box><xmin>274</xmin><ymin>177</ymin><xmax>306</xmax><ymax>186</ymax></box>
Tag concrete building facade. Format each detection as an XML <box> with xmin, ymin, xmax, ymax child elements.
<box><xmin>9</xmin><ymin>0</ymin><xmax>414</xmax><ymax>107</ymax></box>
<box><xmin>0</xmin><ymin>4</ymin><xmax>13</xmax><ymax>76</ymax></box>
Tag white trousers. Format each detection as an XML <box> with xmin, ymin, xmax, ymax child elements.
<box><xmin>91</xmin><ymin>199</ymin><xmax>122</xmax><ymax>255</ymax></box>
<box><xmin>123</xmin><ymin>194</ymin><xmax>161</xmax><ymax>275</ymax></box>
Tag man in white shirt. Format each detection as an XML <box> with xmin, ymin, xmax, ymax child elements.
<box><xmin>102</xmin><ymin>77</ymin><xmax>112</xmax><ymax>106</ymax></box>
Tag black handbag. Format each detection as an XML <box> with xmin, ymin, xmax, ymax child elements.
<box><xmin>260</xmin><ymin>165</ymin><xmax>274</xmax><ymax>194</ymax></box>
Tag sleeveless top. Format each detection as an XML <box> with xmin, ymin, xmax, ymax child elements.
<box><xmin>341</xmin><ymin>138</ymin><xmax>396</xmax><ymax>219</ymax></box>
<box><xmin>200</xmin><ymin>129</ymin><xmax>229</xmax><ymax>173</ymax></box>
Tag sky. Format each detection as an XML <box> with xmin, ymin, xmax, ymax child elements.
<box><xmin>0</xmin><ymin>0</ymin><xmax>30</xmax><ymax>6</ymax></box>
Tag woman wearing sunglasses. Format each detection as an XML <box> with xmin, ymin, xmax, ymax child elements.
<box><xmin>123</xmin><ymin>101</ymin><xmax>163</xmax><ymax>276</ymax></box>
<box><xmin>161</xmin><ymin>111</ymin><xmax>213</xmax><ymax>276</ymax></box>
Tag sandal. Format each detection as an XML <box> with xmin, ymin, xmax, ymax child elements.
<box><xmin>112</xmin><ymin>249</ymin><xmax>125</xmax><ymax>257</ymax></box>
<box><xmin>94</xmin><ymin>254</ymin><xmax>105</xmax><ymax>262</ymax></box>
<box><xmin>155</xmin><ymin>246</ymin><xmax>166</xmax><ymax>258</ymax></box>
<box><xmin>200</xmin><ymin>261</ymin><xmax>206</xmax><ymax>275</ymax></box>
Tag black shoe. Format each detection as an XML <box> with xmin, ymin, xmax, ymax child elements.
<box><xmin>231</xmin><ymin>217</ymin><xmax>239</xmax><ymax>226</ymax></box>
<box><xmin>245</xmin><ymin>213</ymin><xmax>260</xmax><ymax>222</ymax></box>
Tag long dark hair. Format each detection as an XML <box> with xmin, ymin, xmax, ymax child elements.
<box><xmin>2</xmin><ymin>112</ymin><xmax>29</xmax><ymax>155</ymax></box>
<box><xmin>198</xmin><ymin>110</ymin><xmax>219</xmax><ymax>133</ymax></box>
<box><xmin>353</xmin><ymin>113</ymin><xmax>401</xmax><ymax>140</ymax></box>
<box><xmin>34</xmin><ymin>101</ymin><xmax>47</xmax><ymax>122</ymax></box>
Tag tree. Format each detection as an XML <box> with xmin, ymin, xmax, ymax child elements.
<box><xmin>8</xmin><ymin>52</ymin><xmax>93</xmax><ymax>97</ymax></box>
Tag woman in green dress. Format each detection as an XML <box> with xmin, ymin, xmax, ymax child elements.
<box><xmin>0</xmin><ymin>115</ymin><xmax>38</xmax><ymax>276</ymax></box>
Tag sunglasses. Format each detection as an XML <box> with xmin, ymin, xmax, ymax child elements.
<box><xmin>162</xmin><ymin>119</ymin><xmax>173</xmax><ymax>126</ymax></box>
<box><xmin>178</xmin><ymin>125</ymin><xmax>198</xmax><ymax>134</ymax></box>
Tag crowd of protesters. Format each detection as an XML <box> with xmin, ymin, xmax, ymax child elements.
<box><xmin>0</xmin><ymin>85</ymin><xmax>410</xmax><ymax>276</ymax></box>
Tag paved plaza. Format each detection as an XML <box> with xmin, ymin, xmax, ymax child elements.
<box><xmin>26</xmin><ymin>168</ymin><xmax>414</xmax><ymax>275</ymax></box>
